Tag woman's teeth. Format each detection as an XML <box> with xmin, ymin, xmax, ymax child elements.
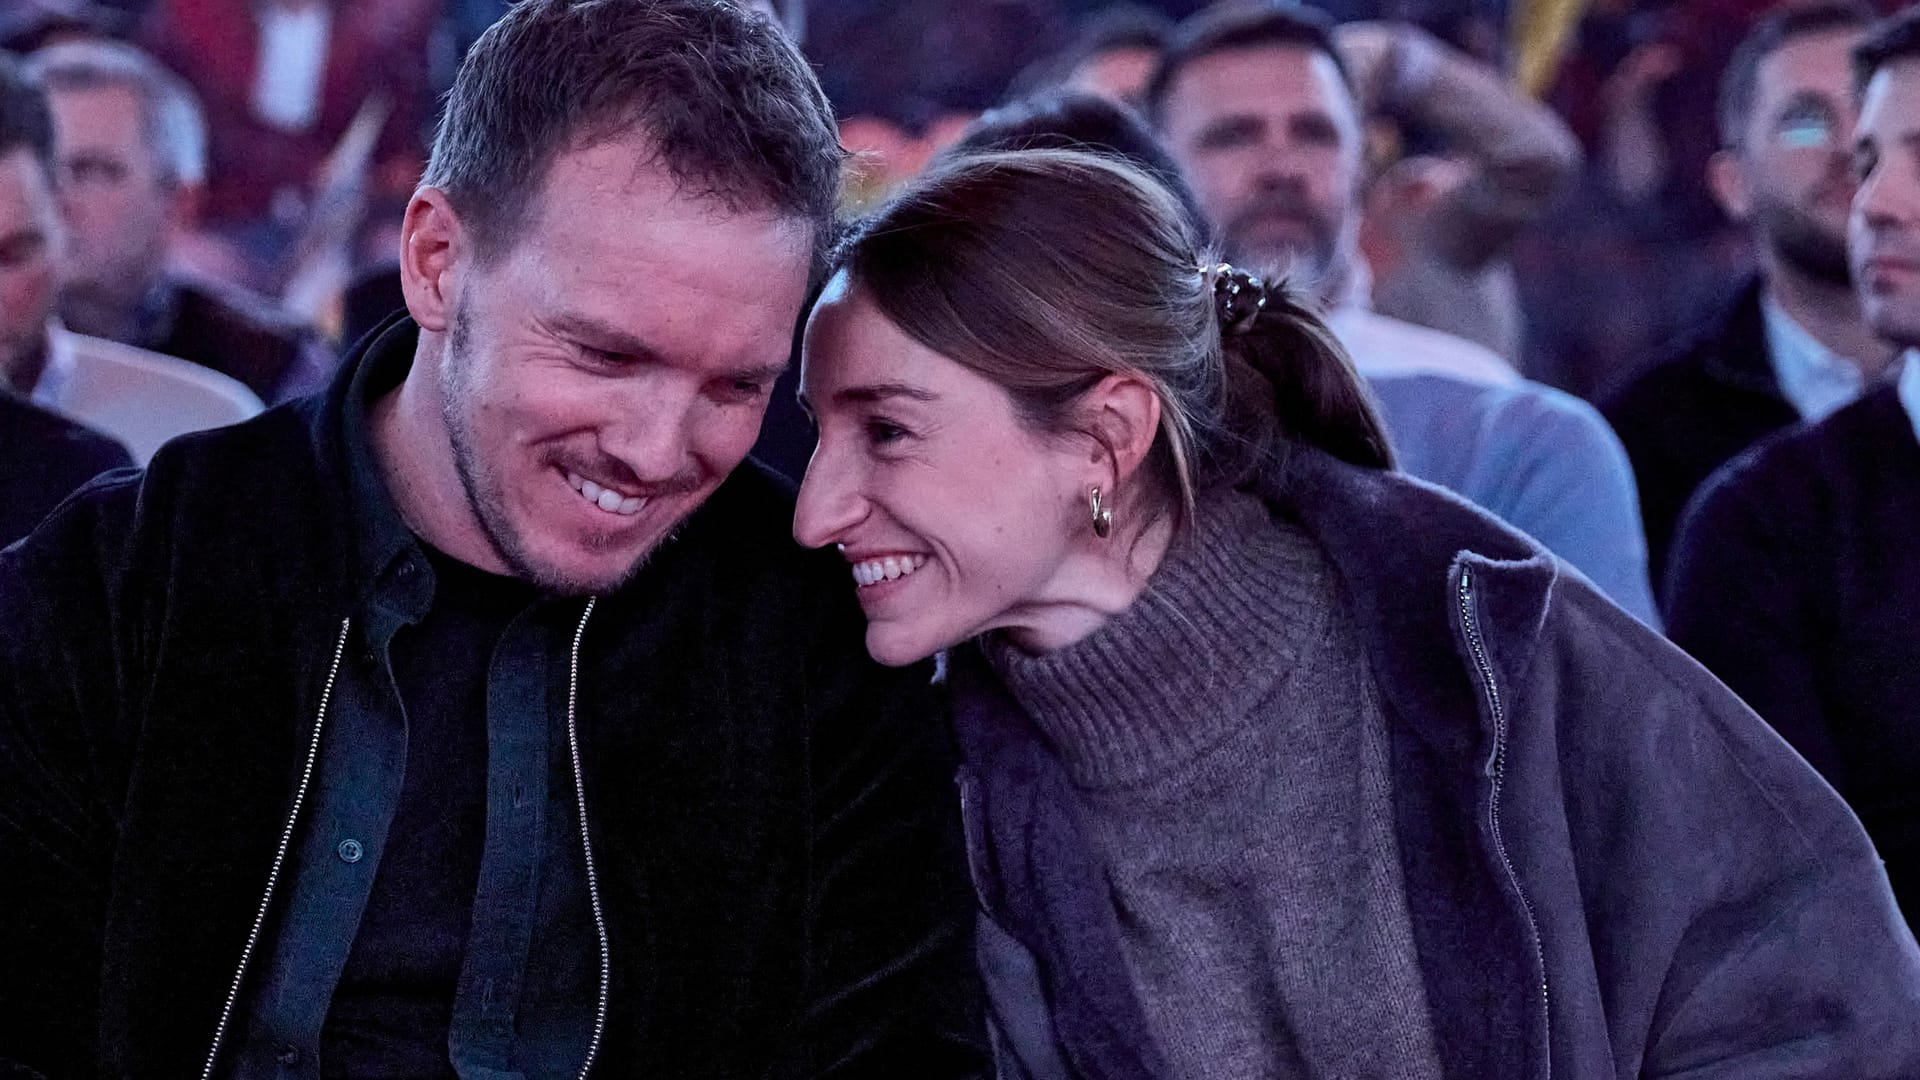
<box><xmin>851</xmin><ymin>554</ymin><xmax>929</xmax><ymax>588</ymax></box>
<box><xmin>567</xmin><ymin>471</ymin><xmax>647</xmax><ymax>516</ymax></box>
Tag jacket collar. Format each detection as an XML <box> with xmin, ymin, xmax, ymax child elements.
<box><xmin>300</xmin><ymin>311</ymin><xmax>435</xmax><ymax>624</ymax></box>
<box><xmin>1253</xmin><ymin>448</ymin><xmax>1555</xmax><ymax>750</ymax></box>
<box><xmin>1698</xmin><ymin>278</ymin><xmax>1789</xmax><ymax>401</ymax></box>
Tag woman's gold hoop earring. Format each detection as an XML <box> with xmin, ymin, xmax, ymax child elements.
<box><xmin>1089</xmin><ymin>486</ymin><xmax>1114</xmax><ymax>539</ymax></box>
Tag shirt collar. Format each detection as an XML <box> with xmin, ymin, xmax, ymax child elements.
<box><xmin>340</xmin><ymin>319</ymin><xmax>433</xmax><ymax>617</ymax></box>
<box><xmin>1899</xmin><ymin>350</ymin><xmax>1920</xmax><ymax>449</ymax></box>
<box><xmin>131</xmin><ymin>277</ymin><xmax>182</xmax><ymax>352</ymax></box>
<box><xmin>1762</xmin><ymin>298</ymin><xmax>1866</xmax><ymax>421</ymax></box>
<box><xmin>30</xmin><ymin>321</ymin><xmax>76</xmax><ymax>411</ymax></box>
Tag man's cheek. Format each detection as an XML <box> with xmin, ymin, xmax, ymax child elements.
<box><xmin>0</xmin><ymin>271</ymin><xmax>47</xmax><ymax>318</ymax></box>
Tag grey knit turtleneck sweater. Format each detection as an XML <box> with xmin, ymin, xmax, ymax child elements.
<box><xmin>983</xmin><ymin>488</ymin><xmax>1444</xmax><ymax>1080</ymax></box>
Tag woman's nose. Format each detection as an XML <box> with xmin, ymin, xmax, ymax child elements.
<box><xmin>793</xmin><ymin>443</ymin><xmax>866</xmax><ymax>549</ymax></box>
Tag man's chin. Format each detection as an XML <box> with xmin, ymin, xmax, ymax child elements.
<box><xmin>1224</xmin><ymin>239</ymin><xmax>1329</xmax><ymax>285</ymax></box>
<box><xmin>485</xmin><ymin>517</ymin><xmax>668</xmax><ymax>596</ymax></box>
<box><xmin>1864</xmin><ymin>304</ymin><xmax>1920</xmax><ymax>353</ymax></box>
<box><xmin>512</xmin><ymin>550</ymin><xmax>653</xmax><ymax>596</ymax></box>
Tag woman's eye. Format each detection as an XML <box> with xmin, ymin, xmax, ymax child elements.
<box><xmin>867</xmin><ymin>419</ymin><xmax>909</xmax><ymax>444</ymax></box>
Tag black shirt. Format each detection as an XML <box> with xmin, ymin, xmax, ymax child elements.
<box><xmin>321</xmin><ymin>545</ymin><xmax>542</xmax><ymax>1077</ymax></box>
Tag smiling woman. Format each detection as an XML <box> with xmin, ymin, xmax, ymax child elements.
<box><xmin>793</xmin><ymin>146</ymin><xmax>1920</xmax><ymax>1077</ymax></box>
<box><xmin>796</xmin><ymin>148</ymin><xmax>1388</xmax><ymax>664</ymax></box>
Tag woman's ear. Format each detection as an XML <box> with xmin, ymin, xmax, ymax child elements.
<box><xmin>1079</xmin><ymin>371</ymin><xmax>1164</xmax><ymax>487</ymax></box>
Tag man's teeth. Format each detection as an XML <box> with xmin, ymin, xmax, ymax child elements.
<box><xmin>851</xmin><ymin>554</ymin><xmax>929</xmax><ymax>588</ymax></box>
<box><xmin>566</xmin><ymin>471</ymin><xmax>646</xmax><ymax>516</ymax></box>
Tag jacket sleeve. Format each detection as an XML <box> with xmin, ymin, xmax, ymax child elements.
<box><xmin>781</xmin><ymin>650</ymin><xmax>989</xmax><ymax>1078</ymax></box>
<box><xmin>1664</xmin><ymin>452</ymin><xmax>1844</xmax><ymax>781</ymax></box>
<box><xmin>1358</xmin><ymin>24</ymin><xmax>1582</xmax><ymax>269</ymax></box>
<box><xmin>0</xmin><ymin>475</ymin><xmax>147</xmax><ymax>1078</ymax></box>
<box><xmin>1532</xmin><ymin>588</ymin><xmax>1920</xmax><ymax>1078</ymax></box>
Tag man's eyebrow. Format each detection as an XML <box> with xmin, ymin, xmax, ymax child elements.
<box><xmin>1774</xmin><ymin>89</ymin><xmax>1835</xmax><ymax>118</ymax></box>
<box><xmin>0</xmin><ymin>226</ymin><xmax>44</xmax><ymax>250</ymax></box>
<box><xmin>546</xmin><ymin>310</ymin><xmax>665</xmax><ymax>361</ymax></box>
<box><xmin>726</xmin><ymin>361</ymin><xmax>790</xmax><ymax>384</ymax></box>
<box><xmin>1197</xmin><ymin>113</ymin><xmax>1264</xmax><ymax>141</ymax></box>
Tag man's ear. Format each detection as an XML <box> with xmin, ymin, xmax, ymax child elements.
<box><xmin>399</xmin><ymin>188</ymin><xmax>465</xmax><ymax>333</ymax></box>
<box><xmin>1078</xmin><ymin>370</ymin><xmax>1164</xmax><ymax>491</ymax></box>
<box><xmin>164</xmin><ymin>181</ymin><xmax>202</xmax><ymax>237</ymax></box>
<box><xmin>1707</xmin><ymin>149</ymin><xmax>1753</xmax><ymax>223</ymax></box>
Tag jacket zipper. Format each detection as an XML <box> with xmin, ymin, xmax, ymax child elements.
<box><xmin>566</xmin><ymin>597</ymin><xmax>610</xmax><ymax>1079</ymax></box>
<box><xmin>1456</xmin><ymin>566</ymin><xmax>1552</xmax><ymax>1062</ymax></box>
<box><xmin>200</xmin><ymin>601</ymin><xmax>612</xmax><ymax>1079</ymax></box>
<box><xmin>200</xmin><ymin>617</ymin><xmax>353</xmax><ymax>1080</ymax></box>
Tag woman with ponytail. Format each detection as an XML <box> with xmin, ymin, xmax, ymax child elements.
<box><xmin>793</xmin><ymin>149</ymin><xmax>1920</xmax><ymax>1078</ymax></box>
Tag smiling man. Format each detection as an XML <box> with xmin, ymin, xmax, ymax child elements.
<box><xmin>0</xmin><ymin>1</ymin><xmax>985</xmax><ymax>1076</ymax></box>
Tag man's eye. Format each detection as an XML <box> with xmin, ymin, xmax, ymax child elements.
<box><xmin>65</xmin><ymin>160</ymin><xmax>123</xmax><ymax>185</ymax></box>
<box><xmin>0</xmin><ymin>236</ymin><xmax>45</xmax><ymax>266</ymax></box>
<box><xmin>1777</xmin><ymin>115</ymin><xmax>1835</xmax><ymax>150</ymax></box>
<box><xmin>1197</xmin><ymin>127</ymin><xmax>1254</xmax><ymax>151</ymax></box>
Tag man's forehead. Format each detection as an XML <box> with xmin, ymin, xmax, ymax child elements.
<box><xmin>1164</xmin><ymin>45</ymin><xmax>1353</xmax><ymax>125</ymax></box>
<box><xmin>48</xmin><ymin>85</ymin><xmax>145</xmax><ymax>148</ymax></box>
<box><xmin>1755</xmin><ymin>29</ymin><xmax>1861</xmax><ymax>99</ymax></box>
<box><xmin>529</xmin><ymin>135</ymin><xmax>810</xmax><ymax>238</ymax></box>
<box><xmin>1860</xmin><ymin>60</ymin><xmax>1920</xmax><ymax>129</ymax></box>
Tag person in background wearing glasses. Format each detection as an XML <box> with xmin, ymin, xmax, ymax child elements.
<box><xmin>1604</xmin><ymin>1</ymin><xmax>1901</xmax><ymax>594</ymax></box>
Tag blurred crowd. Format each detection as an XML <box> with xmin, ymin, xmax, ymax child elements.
<box><xmin>1</xmin><ymin>0</ymin><xmax>1918</xmax><ymax>880</ymax></box>
<box><xmin>0</xmin><ymin>0</ymin><xmax>1895</xmax><ymax>387</ymax></box>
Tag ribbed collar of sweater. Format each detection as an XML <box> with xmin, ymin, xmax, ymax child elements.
<box><xmin>981</xmin><ymin>486</ymin><xmax>1337</xmax><ymax>789</ymax></box>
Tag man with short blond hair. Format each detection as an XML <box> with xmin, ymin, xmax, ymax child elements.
<box><xmin>0</xmin><ymin>2</ymin><xmax>984</xmax><ymax>1074</ymax></box>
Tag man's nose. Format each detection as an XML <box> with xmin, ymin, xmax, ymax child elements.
<box><xmin>598</xmin><ymin>389</ymin><xmax>700</xmax><ymax>487</ymax></box>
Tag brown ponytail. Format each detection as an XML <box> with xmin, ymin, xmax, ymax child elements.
<box><xmin>1215</xmin><ymin>278</ymin><xmax>1396</xmax><ymax>476</ymax></box>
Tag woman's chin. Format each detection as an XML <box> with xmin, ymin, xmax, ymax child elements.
<box><xmin>865</xmin><ymin>625</ymin><xmax>944</xmax><ymax>668</ymax></box>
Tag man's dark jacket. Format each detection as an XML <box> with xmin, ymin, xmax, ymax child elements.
<box><xmin>959</xmin><ymin>447</ymin><xmax>1920</xmax><ymax>1078</ymax></box>
<box><xmin>147</xmin><ymin>275</ymin><xmax>331</xmax><ymax>403</ymax></box>
<box><xmin>0</xmin><ymin>318</ymin><xmax>986</xmax><ymax>1077</ymax></box>
<box><xmin>1602</xmin><ymin>278</ymin><xmax>1799</xmax><ymax>594</ymax></box>
<box><xmin>1666</xmin><ymin>385</ymin><xmax>1920</xmax><ymax>938</ymax></box>
<box><xmin>0</xmin><ymin>393</ymin><xmax>130</xmax><ymax>548</ymax></box>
